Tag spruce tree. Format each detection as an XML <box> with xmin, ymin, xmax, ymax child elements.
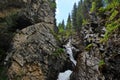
<box><xmin>58</xmin><ymin>20</ymin><xmax>65</xmax><ymax>33</ymax></box>
<box><xmin>66</xmin><ymin>14</ymin><xmax>72</xmax><ymax>30</ymax></box>
<box><xmin>66</xmin><ymin>14</ymin><xmax>73</xmax><ymax>37</ymax></box>
<box><xmin>72</xmin><ymin>3</ymin><xmax>77</xmax><ymax>30</ymax></box>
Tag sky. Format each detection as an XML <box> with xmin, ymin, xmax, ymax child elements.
<box><xmin>56</xmin><ymin>0</ymin><xmax>79</xmax><ymax>25</ymax></box>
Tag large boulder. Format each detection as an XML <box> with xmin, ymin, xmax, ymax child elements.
<box><xmin>6</xmin><ymin>22</ymin><xmax>71</xmax><ymax>80</ymax></box>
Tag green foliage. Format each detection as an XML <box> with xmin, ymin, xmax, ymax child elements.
<box><xmin>93</xmin><ymin>0</ymin><xmax>103</xmax><ymax>9</ymax></box>
<box><xmin>85</xmin><ymin>43</ymin><xmax>93</xmax><ymax>50</ymax></box>
<box><xmin>54</xmin><ymin>16</ymin><xmax>74</xmax><ymax>44</ymax></box>
<box><xmin>58</xmin><ymin>20</ymin><xmax>65</xmax><ymax>33</ymax></box>
<box><xmin>109</xmin><ymin>10</ymin><xmax>118</xmax><ymax>20</ymax></box>
<box><xmin>101</xmin><ymin>19</ymin><xmax>120</xmax><ymax>42</ymax></box>
<box><xmin>53</xmin><ymin>48</ymin><xmax>64</xmax><ymax>57</ymax></box>
<box><xmin>50</xmin><ymin>2</ymin><xmax>56</xmax><ymax>9</ymax></box>
<box><xmin>104</xmin><ymin>0</ymin><xmax>120</xmax><ymax>5</ymax></box>
<box><xmin>72</xmin><ymin>3</ymin><xmax>77</xmax><ymax>29</ymax></box>
<box><xmin>71</xmin><ymin>0</ymin><xmax>103</xmax><ymax>32</ymax></box>
<box><xmin>76</xmin><ymin>1</ymin><xmax>83</xmax><ymax>32</ymax></box>
<box><xmin>57</xmin><ymin>20</ymin><xmax>67</xmax><ymax>43</ymax></box>
<box><xmin>99</xmin><ymin>1</ymin><xmax>120</xmax><ymax>42</ymax></box>
<box><xmin>99</xmin><ymin>60</ymin><xmax>105</xmax><ymax>67</ymax></box>
<box><xmin>105</xmin><ymin>1</ymin><xmax>119</xmax><ymax>11</ymax></box>
<box><xmin>0</xmin><ymin>10</ymin><xmax>17</xmax><ymax>80</ymax></box>
<box><xmin>0</xmin><ymin>9</ymin><xmax>21</xmax><ymax>32</ymax></box>
<box><xmin>51</xmin><ymin>20</ymin><xmax>67</xmax><ymax>45</ymax></box>
<box><xmin>5</xmin><ymin>11</ymin><xmax>19</xmax><ymax>28</ymax></box>
<box><xmin>71</xmin><ymin>0</ymin><xmax>85</xmax><ymax>32</ymax></box>
<box><xmin>48</xmin><ymin>0</ymin><xmax>56</xmax><ymax>10</ymax></box>
<box><xmin>82</xmin><ymin>19</ymin><xmax>89</xmax><ymax>26</ymax></box>
<box><xmin>90</xmin><ymin>2</ymin><xmax>96</xmax><ymax>12</ymax></box>
<box><xmin>50</xmin><ymin>29</ymin><xmax>61</xmax><ymax>43</ymax></box>
<box><xmin>0</xmin><ymin>66</ymin><xmax>8</xmax><ymax>80</ymax></box>
<box><xmin>66</xmin><ymin>14</ymin><xmax>73</xmax><ymax>37</ymax></box>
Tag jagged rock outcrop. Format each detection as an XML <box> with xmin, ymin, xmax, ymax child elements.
<box><xmin>1</xmin><ymin>0</ymin><xmax>72</xmax><ymax>80</ymax></box>
<box><xmin>0</xmin><ymin>0</ymin><xmax>55</xmax><ymax>30</ymax></box>
<box><xmin>70</xmin><ymin>10</ymin><xmax>120</xmax><ymax>80</ymax></box>
<box><xmin>20</xmin><ymin>0</ymin><xmax>55</xmax><ymax>25</ymax></box>
<box><xmin>0</xmin><ymin>0</ymin><xmax>56</xmax><ymax>52</ymax></box>
<box><xmin>6</xmin><ymin>22</ymin><xmax>71</xmax><ymax>80</ymax></box>
<box><xmin>102</xmin><ymin>29</ymin><xmax>120</xmax><ymax>80</ymax></box>
<box><xmin>71</xmin><ymin>16</ymin><xmax>106</xmax><ymax>80</ymax></box>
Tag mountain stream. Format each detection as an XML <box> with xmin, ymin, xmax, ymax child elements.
<box><xmin>57</xmin><ymin>39</ymin><xmax>76</xmax><ymax>80</ymax></box>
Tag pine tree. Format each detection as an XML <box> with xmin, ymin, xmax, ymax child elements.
<box><xmin>58</xmin><ymin>20</ymin><xmax>65</xmax><ymax>33</ymax></box>
<box><xmin>72</xmin><ymin>3</ymin><xmax>77</xmax><ymax>30</ymax></box>
<box><xmin>76</xmin><ymin>0</ymin><xmax>83</xmax><ymax>32</ymax></box>
<box><xmin>66</xmin><ymin>14</ymin><xmax>73</xmax><ymax>37</ymax></box>
<box><xmin>66</xmin><ymin>14</ymin><xmax>72</xmax><ymax>30</ymax></box>
<box><xmin>92</xmin><ymin>0</ymin><xmax>103</xmax><ymax>11</ymax></box>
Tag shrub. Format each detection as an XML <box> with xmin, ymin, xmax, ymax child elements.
<box><xmin>85</xmin><ymin>43</ymin><xmax>93</xmax><ymax>51</ymax></box>
<box><xmin>48</xmin><ymin>0</ymin><xmax>56</xmax><ymax>10</ymax></box>
<box><xmin>99</xmin><ymin>60</ymin><xmax>105</xmax><ymax>67</ymax></box>
<box><xmin>82</xmin><ymin>19</ymin><xmax>89</xmax><ymax>26</ymax></box>
<box><xmin>52</xmin><ymin>48</ymin><xmax>64</xmax><ymax>57</ymax></box>
<box><xmin>5</xmin><ymin>11</ymin><xmax>19</xmax><ymax>29</ymax></box>
<box><xmin>109</xmin><ymin>10</ymin><xmax>118</xmax><ymax>21</ymax></box>
<box><xmin>90</xmin><ymin>2</ymin><xmax>96</xmax><ymax>12</ymax></box>
<box><xmin>101</xmin><ymin>18</ymin><xmax>120</xmax><ymax>42</ymax></box>
<box><xmin>0</xmin><ymin>66</ymin><xmax>8</xmax><ymax>80</ymax></box>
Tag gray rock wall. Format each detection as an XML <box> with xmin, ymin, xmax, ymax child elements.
<box><xmin>70</xmin><ymin>12</ymin><xmax>120</xmax><ymax>80</ymax></box>
<box><xmin>6</xmin><ymin>22</ymin><xmax>70</xmax><ymax>80</ymax></box>
<box><xmin>0</xmin><ymin>0</ymin><xmax>55</xmax><ymax>30</ymax></box>
<box><xmin>2</xmin><ymin>0</ymin><xmax>69</xmax><ymax>80</ymax></box>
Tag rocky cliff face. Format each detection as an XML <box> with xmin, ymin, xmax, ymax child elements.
<box><xmin>103</xmin><ymin>29</ymin><xmax>120</xmax><ymax>80</ymax></box>
<box><xmin>1</xmin><ymin>0</ymin><xmax>72</xmax><ymax>80</ymax></box>
<box><xmin>71</xmin><ymin>15</ymin><xmax>105</xmax><ymax>80</ymax></box>
<box><xmin>1</xmin><ymin>0</ymin><xmax>120</xmax><ymax>80</ymax></box>
<box><xmin>0</xmin><ymin>0</ymin><xmax>56</xmax><ymax>52</ymax></box>
<box><xmin>6</xmin><ymin>23</ymin><xmax>68</xmax><ymax>80</ymax></box>
<box><xmin>0</xmin><ymin>0</ymin><xmax>55</xmax><ymax>30</ymax></box>
<box><xmin>70</xmin><ymin>8</ymin><xmax>120</xmax><ymax>80</ymax></box>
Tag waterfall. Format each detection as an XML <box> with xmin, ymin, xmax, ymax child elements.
<box><xmin>57</xmin><ymin>39</ymin><xmax>76</xmax><ymax>80</ymax></box>
<box><xmin>64</xmin><ymin>39</ymin><xmax>77</xmax><ymax>65</ymax></box>
<box><xmin>57</xmin><ymin>70</ymin><xmax>72</xmax><ymax>80</ymax></box>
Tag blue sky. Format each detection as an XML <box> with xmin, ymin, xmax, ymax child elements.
<box><xmin>55</xmin><ymin>0</ymin><xmax>79</xmax><ymax>25</ymax></box>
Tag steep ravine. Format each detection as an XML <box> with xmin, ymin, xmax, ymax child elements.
<box><xmin>0</xmin><ymin>0</ymin><xmax>120</xmax><ymax>80</ymax></box>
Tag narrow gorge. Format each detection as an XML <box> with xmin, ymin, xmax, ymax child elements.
<box><xmin>0</xmin><ymin>0</ymin><xmax>120</xmax><ymax>80</ymax></box>
<box><xmin>57</xmin><ymin>39</ymin><xmax>77</xmax><ymax>80</ymax></box>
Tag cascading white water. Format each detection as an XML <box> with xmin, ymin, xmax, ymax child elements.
<box><xmin>57</xmin><ymin>39</ymin><xmax>76</xmax><ymax>80</ymax></box>
<box><xmin>64</xmin><ymin>39</ymin><xmax>77</xmax><ymax>65</ymax></box>
<box><xmin>57</xmin><ymin>70</ymin><xmax>72</xmax><ymax>80</ymax></box>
